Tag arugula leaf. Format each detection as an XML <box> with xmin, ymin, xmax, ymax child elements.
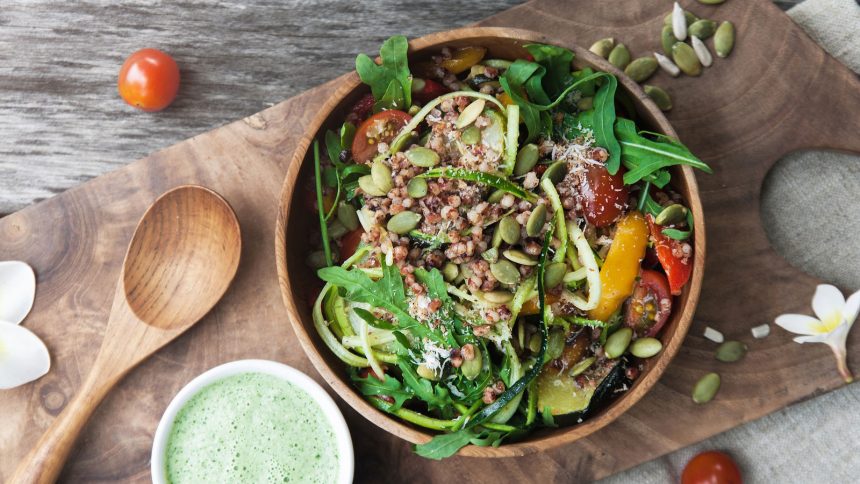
<box><xmin>350</xmin><ymin>371</ymin><xmax>413</xmax><ymax>410</ymax></box>
<box><xmin>414</xmin><ymin>268</ymin><xmax>461</xmax><ymax>346</ymax></box>
<box><xmin>355</xmin><ymin>35</ymin><xmax>412</xmax><ymax>109</ymax></box>
<box><xmin>353</xmin><ymin>307</ymin><xmax>396</xmax><ymax>330</ymax></box>
<box><xmin>397</xmin><ymin>358</ymin><xmax>450</xmax><ymax>410</ymax></box>
<box><xmin>591</xmin><ymin>75</ymin><xmax>621</xmax><ymax>174</ymax></box>
<box><xmin>420</xmin><ymin>167</ymin><xmax>536</xmax><ymax>202</ymax></box>
<box><xmin>662</xmin><ymin>210</ymin><xmax>694</xmax><ymax>241</ymax></box>
<box><xmin>524</xmin><ymin>44</ymin><xmax>574</xmax><ymax>99</ymax></box>
<box><xmin>325</xmin><ymin>129</ymin><xmax>343</xmax><ymax>167</ymax></box>
<box><xmin>373</xmin><ymin>79</ymin><xmax>407</xmax><ymax>113</ymax></box>
<box><xmin>414</xmin><ymin>428</ymin><xmax>476</xmax><ymax>460</ymax></box>
<box><xmin>615</xmin><ymin>117</ymin><xmax>712</xmax><ymax>185</ymax></box>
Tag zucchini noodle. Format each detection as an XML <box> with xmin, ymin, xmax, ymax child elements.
<box><xmin>541</xmin><ymin>178</ymin><xmax>568</xmax><ymax>263</ymax></box>
<box><xmin>567</xmin><ymin>223</ymin><xmax>601</xmax><ymax>311</ymax></box>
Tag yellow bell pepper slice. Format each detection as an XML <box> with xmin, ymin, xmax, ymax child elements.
<box><xmin>589</xmin><ymin>211</ymin><xmax>649</xmax><ymax>322</ymax></box>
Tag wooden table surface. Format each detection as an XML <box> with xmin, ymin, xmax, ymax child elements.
<box><xmin>8</xmin><ymin>1</ymin><xmax>859</xmax><ymax>483</ymax></box>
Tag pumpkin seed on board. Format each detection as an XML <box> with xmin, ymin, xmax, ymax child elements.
<box><xmin>715</xmin><ymin>341</ymin><xmax>748</xmax><ymax>363</ymax></box>
<box><xmin>691</xmin><ymin>36</ymin><xmax>713</xmax><ymax>67</ymax></box>
<box><xmin>697</xmin><ymin>0</ymin><xmax>726</xmax><ymax>4</ymax></box>
<box><xmin>514</xmin><ymin>143</ymin><xmax>540</xmax><ymax>176</ymax></box>
<box><xmin>653</xmin><ymin>52</ymin><xmax>680</xmax><ymax>77</ymax></box>
<box><xmin>526</xmin><ymin>204</ymin><xmax>547</xmax><ymax>236</ymax></box>
<box><xmin>688</xmin><ymin>19</ymin><xmax>718</xmax><ymax>40</ymax></box>
<box><xmin>543</xmin><ymin>262</ymin><xmax>567</xmax><ymax>289</ymax></box>
<box><xmin>484</xmin><ymin>290</ymin><xmax>514</xmax><ymax>304</ymax></box>
<box><xmin>625</xmin><ymin>57</ymin><xmax>658</xmax><ymax>83</ymax></box>
<box><xmin>655</xmin><ymin>203</ymin><xmax>688</xmax><ymax>225</ymax></box>
<box><xmin>499</xmin><ymin>215</ymin><xmax>521</xmax><ymax>245</ymax></box>
<box><xmin>630</xmin><ymin>337</ymin><xmax>663</xmax><ymax>358</ymax></box>
<box><xmin>336</xmin><ymin>203</ymin><xmax>360</xmax><ymax>231</ymax></box>
<box><xmin>406</xmin><ymin>177</ymin><xmax>428</xmax><ymax>198</ymax></box>
<box><xmin>605</xmin><ymin>327</ymin><xmax>633</xmax><ymax>359</ymax></box>
<box><xmin>540</xmin><ymin>160</ymin><xmax>567</xmax><ymax>185</ymax></box>
<box><xmin>608</xmin><ymin>43</ymin><xmax>631</xmax><ymax>70</ymax></box>
<box><xmin>387</xmin><ymin>211</ymin><xmax>422</xmax><ymax>235</ymax></box>
<box><xmin>589</xmin><ymin>38</ymin><xmax>615</xmax><ymax>59</ymax></box>
<box><xmin>455</xmin><ymin>99</ymin><xmax>486</xmax><ymax>129</ymax></box>
<box><xmin>661</xmin><ymin>25</ymin><xmax>679</xmax><ymax>57</ymax></box>
<box><xmin>503</xmin><ymin>249</ymin><xmax>537</xmax><ymax>266</ymax></box>
<box><xmin>692</xmin><ymin>372</ymin><xmax>721</xmax><ymax>404</ymax></box>
<box><xmin>371</xmin><ymin>161</ymin><xmax>393</xmax><ymax>192</ymax></box>
<box><xmin>490</xmin><ymin>260</ymin><xmax>520</xmax><ymax>285</ymax></box>
<box><xmin>358</xmin><ymin>175</ymin><xmax>386</xmax><ymax>197</ymax></box>
<box><xmin>715</xmin><ymin>21</ymin><xmax>736</xmax><ymax>58</ymax></box>
<box><xmin>672</xmin><ymin>42</ymin><xmax>702</xmax><ymax>76</ymax></box>
<box><xmin>405</xmin><ymin>146</ymin><xmax>440</xmax><ymax>168</ymax></box>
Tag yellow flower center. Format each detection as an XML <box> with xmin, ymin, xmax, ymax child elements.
<box><xmin>813</xmin><ymin>312</ymin><xmax>843</xmax><ymax>334</ymax></box>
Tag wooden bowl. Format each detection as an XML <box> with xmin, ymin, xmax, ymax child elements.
<box><xmin>275</xmin><ymin>27</ymin><xmax>704</xmax><ymax>457</ymax></box>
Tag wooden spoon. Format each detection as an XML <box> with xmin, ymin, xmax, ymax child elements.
<box><xmin>10</xmin><ymin>185</ymin><xmax>242</xmax><ymax>484</ymax></box>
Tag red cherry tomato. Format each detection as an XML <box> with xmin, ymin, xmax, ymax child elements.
<box><xmin>351</xmin><ymin>110</ymin><xmax>412</xmax><ymax>164</ymax></box>
<box><xmin>624</xmin><ymin>269</ymin><xmax>672</xmax><ymax>337</ymax></box>
<box><xmin>682</xmin><ymin>451</ymin><xmax>742</xmax><ymax>484</ymax></box>
<box><xmin>339</xmin><ymin>227</ymin><xmax>364</xmax><ymax>261</ymax></box>
<box><xmin>576</xmin><ymin>164</ymin><xmax>628</xmax><ymax>227</ymax></box>
<box><xmin>647</xmin><ymin>214</ymin><xmax>693</xmax><ymax>295</ymax></box>
<box><xmin>412</xmin><ymin>78</ymin><xmax>449</xmax><ymax>104</ymax></box>
<box><xmin>117</xmin><ymin>48</ymin><xmax>180</xmax><ymax>112</ymax></box>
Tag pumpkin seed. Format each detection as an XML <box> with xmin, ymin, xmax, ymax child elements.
<box><xmin>661</xmin><ymin>25</ymin><xmax>679</xmax><ymax>57</ymax></box>
<box><xmin>672</xmin><ymin>2</ymin><xmax>688</xmax><ymax>41</ymax></box>
<box><xmin>589</xmin><ymin>37</ymin><xmax>615</xmax><ymax>59</ymax></box>
<box><xmin>644</xmin><ymin>85</ymin><xmax>673</xmax><ymax>112</ymax></box>
<box><xmin>499</xmin><ymin>215</ymin><xmax>521</xmax><ymax>245</ymax></box>
<box><xmin>390</xmin><ymin>131</ymin><xmax>417</xmax><ymax>153</ymax></box>
<box><xmin>664</xmin><ymin>9</ymin><xmax>697</xmax><ymax>28</ymax></box>
<box><xmin>405</xmin><ymin>146</ymin><xmax>440</xmax><ymax>168</ymax></box>
<box><xmin>608</xmin><ymin>43</ymin><xmax>631</xmax><ymax>70</ymax></box>
<box><xmin>653</xmin><ymin>52</ymin><xmax>680</xmax><ymax>77</ymax></box>
<box><xmin>503</xmin><ymin>249</ymin><xmax>538</xmax><ymax>266</ymax></box>
<box><xmin>604</xmin><ymin>327</ymin><xmax>633</xmax><ymax>359</ymax></box>
<box><xmin>442</xmin><ymin>262</ymin><xmax>459</xmax><ymax>282</ymax></box>
<box><xmin>528</xmin><ymin>334</ymin><xmax>541</xmax><ymax>353</ymax></box>
<box><xmin>461</xmin><ymin>125</ymin><xmax>481</xmax><ymax>145</ymax></box>
<box><xmin>569</xmin><ymin>356</ymin><xmax>595</xmax><ymax>377</ymax></box>
<box><xmin>460</xmin><ymin>346</ymin><xmax>483</xmax><ymax>380</ymax></box>
<box><xmin>307</xmin><ymin>250</ymin><xmax>327</xmax><ymax>269</ymax></box>
<box><xmin>715</xmin><ymin>341</ymin><xmax>748</xmax><ymax>363</ymax></box>
<box><xmin>714</xmin><ymin>21</ymin><xmax>735</xmax><ymax>58</ymax></box>
<box><xmin>624</xmin><ymin>57</ymin><xmax>658</xmax><ymax>83</ymax></box>
<box><xmin>491</xmin><ymin>221</ymin><xmax>504</xmax><ymax>248</ymax></box>
<box><xmin>655</xmin><ymin>203</ymin><xmax>688</xmax><ymax>225</ymax></box>
<box><xmin>688</xmin><ymin>19</ymin><xmax>718</xmax><ymax>39</ymax></box>
<box><xmin>630</xmin><ymin>337</ymin><xmax>663</xmax><ymax>358</ymax></box>
<box><xmin>358</xmin><ymin>175</ymin><xmax>386</xmax><ymax>197</ymax></box>
<box><xmin>526</xmin><ymin>204</ymin><xmax>547</xmax><ymax>237</ymax></box>
<box><xmin>387</xmin><ymin>211</ymin><xmax>422</xmax><ymax>235</ymax></box>
<box><xmin>481</xmin><ymin>247</ymin><xmax>499</xmax><ymax>263</ymax></box>
<box><xmin>484</xmin><ymin>290</ymin><xmax>514</xmax><ymax>304</ymax></box>
<box><xmin>672</xmin><ymin>42</ymin><xmax>702</xmax><ymax>76</ymax></box>
<box><xmin>490</xmin><ymin>260</ymin><xmax>520</xmax><ymax>285</ymax></box>
<box><xmin>406</xmin><ymin>177</ymin><xmax>428</xmax><ymax>198</ymax></box>
<box><xmin>487</xmin><ymin>189</ymin><xmax>506</xmax><ymax>204</ymax></box>
<box><xmin>692</xmin><ymin>372</ymin><xmax>721</xmax><ymax>404</ymax></box>
<box><xmin>540</xmin><ymin>160</ymin><xmax>567</xmax><ymax>185</ymax></box>
<box><xmin>576</xmin><ymin>96</ymin><xmax>594</xmax><ymax>111</ymax></box>
<box><xmin>336</xmin><ymin>203</ymin><xmax>360</xmax><ymax>231</ymax></box>
<box><xmin>691</xmin><ymin>35</ymin><xmax>713</xmax><ymax>67</ymax></box>
<box><xmin>697</xmin><ymin>0</ymin><xmax>725</xmax><ymax>3</ymax></box>
<box><xmin>456</xmin><ymin>99</ymin><xmax>486</xmax><ymax>129</ymax></box>
<box><xmin>544</xmin><ymin>262</ymin><xmax>567</xmax><ymax>289</ymax></box>
<box><xmin>371</xmin><ymin>161</ymin><xmax>393</xmax><ymax>192</ymax></box>
<box><xmin>328</xmin><ymin>219</ymin><xmax>348</xmax><ymax>239</ymax></box>
<box><xmin>514</xmin><ymin>143</ymin><xmax>540</xmax><ymax>176</ymax></box>
<box><xmin>547</xmin><ymin>329</ymin><xmax>566</xmax><ymax>360</ymax></box>
<box><xmin>417</xmin><ymin>363</ymin><xmax>438</xmax><ymax>381</ymax></box>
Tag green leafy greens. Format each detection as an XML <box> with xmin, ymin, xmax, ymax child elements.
<box><xmin>355</xmin><ymin>35</ymin><xmax>412</xmax><ymax>111</ymax></box>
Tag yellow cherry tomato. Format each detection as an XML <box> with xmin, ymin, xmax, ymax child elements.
<box><xmin>441</xmin><ymin>46</ymin><xmax>486</xmax><ymax>74</ymax></box>
<box><xmin>589</xmin><ymin>211</ymin><xmax>649</xmax><ymax>322</ymax></box>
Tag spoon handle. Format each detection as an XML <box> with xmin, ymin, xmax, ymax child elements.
<box><xmin>9</xmin><ymin>366</ymin><xmax>119</xmax><ymax>484</ymax></box>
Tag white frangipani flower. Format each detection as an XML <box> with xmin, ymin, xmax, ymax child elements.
<box><xmin>0</xmin><ymin>261</ymin><xmax>51</xmax><ymax>390</ymax></box>
<box><xmin>775</xmin><ymin>284</ymin><xmax>859</xmax><ymax>383</ymax></box>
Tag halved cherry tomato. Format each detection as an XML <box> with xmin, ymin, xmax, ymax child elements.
<box><xmin>576</xmin><ymin>164</ymin><xmax>628</xmax><ymax>227</ymax></box>
<box><xmin>647</xmin><ymin>214</ymin><xmax>693</xmax><ymax>296</ymax></box>
<box><xmin>440</xmin><ymin>46</ymin><xmax>486</xmax><ymax>74</ymax></box>
<box><xmin>346</xmin><ymin>93</ymin><xmax>376</xmax><ymax>125</ymax></box>
<box><xmin>412</xmin><ymin>78</ymin><xmax>449</xmax><ymax>104</ymax></box>
<box><xmin>624</xmin><ymin>269</ymin><xmax>672</xmax><ymax>337</ymax></box>
<box><xmin>117</xmin><ymin>48</ymin><xmax>180</xmax><ymax>112</ymax></box>
<box><xmin>351</xmin><ymin>110</ymin><xmax>412</xmax><ymax>164</ymax></box>
<box><xmin>682</xmin><ymin>451</ymin><xmax>742</xmax><ymax>484</ymax></box>
<box><xmin>339</xmin><ymin>227</ymin><xmax>364</xmax><ymax>261</ymax></box>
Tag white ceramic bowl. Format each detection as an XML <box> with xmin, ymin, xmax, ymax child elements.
<box><xmin>151</xmin><ymin>359</ymin><xmax>354</xmax><ymax>484</ymax></box>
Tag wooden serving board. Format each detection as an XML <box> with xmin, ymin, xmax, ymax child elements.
<box><xmin>2</xmin><ymin>0</ymin><xmax>859</xmax><ymax>482</ymax></box>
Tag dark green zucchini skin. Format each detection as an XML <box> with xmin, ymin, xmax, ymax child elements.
<box><xmin>552</xmin><ymin>358</ymin><xmax>632</xmax><ymax>426</ymax></box>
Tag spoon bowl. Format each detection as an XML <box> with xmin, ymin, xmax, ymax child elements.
<box><xmin>11</xmin><ymin>185</ymin><xmax>241</xmax><ymax>484</ymax></box>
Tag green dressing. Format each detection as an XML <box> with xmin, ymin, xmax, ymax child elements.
<box><xmin>165</xmin><ymin>372</ymin><xmax>339</xmax><ymax>483</ymax></box>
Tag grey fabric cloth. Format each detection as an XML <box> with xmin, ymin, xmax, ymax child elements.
<box><xmin>601</xmin><ymin>0</ymin><xmax>860</xmax><ymax>482</ymax></box>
